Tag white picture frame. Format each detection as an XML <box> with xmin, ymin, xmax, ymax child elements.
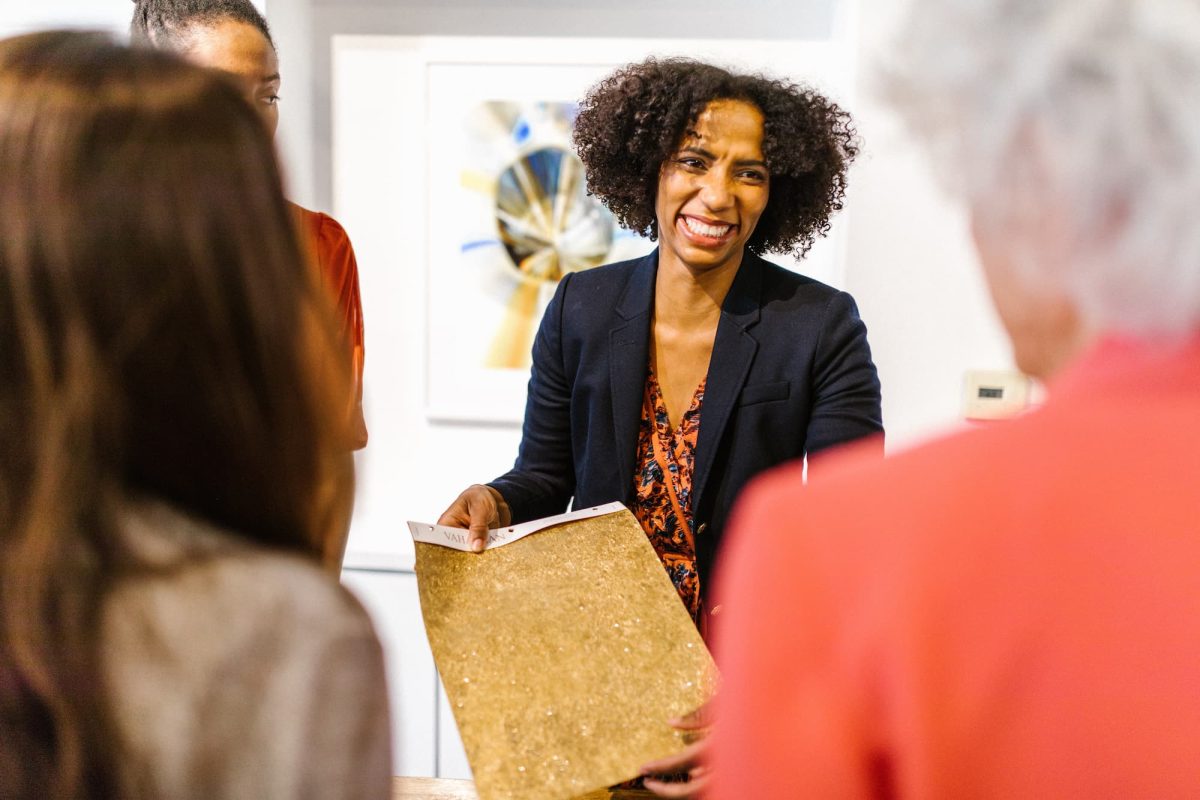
<box><xmin>335</xmin><ymin>35</ymin><xmax>856</xmax><ymax>426</ymax></box>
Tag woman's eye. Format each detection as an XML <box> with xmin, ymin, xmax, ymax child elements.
<box><xmin>262</xmin><ymin>94</ymin><xmax>281</xmax><ymax>106</ymax></box>
<box><xmin>678</xmin><ymin>157</ymin><xmax>705</xmax><ymax>169</ymax></box>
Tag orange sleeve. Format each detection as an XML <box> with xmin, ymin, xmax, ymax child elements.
<box><xmin>292</xmin><ymin>205</ymin><xmax>367</xmax><ymax>450</ymax></box>
<box><xmin>315</xmin><ymin>214</ymin><xmax>367</xmax><ymax>450</ymax></box>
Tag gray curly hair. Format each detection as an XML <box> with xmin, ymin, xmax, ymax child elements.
<box><xmin>887</xmin><ymin>0</ymin><xmax>1200</xmax><ymax>335</ymax></box>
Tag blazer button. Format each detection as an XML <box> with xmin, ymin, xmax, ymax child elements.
<box><xmin>709</xmin><ymin>604</ymin><xmax>723</xmax><ymax>616</ymax></box>
<box><xmin>696</xmin><ymin>523</ymin><xmax>708</xmax><ymax>536</ymax></box>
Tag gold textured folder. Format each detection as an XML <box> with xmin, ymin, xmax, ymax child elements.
<box><xmin>412</xmin><ymin>505</ymin><xmax>716</xmax><ymax>800</ymax></box>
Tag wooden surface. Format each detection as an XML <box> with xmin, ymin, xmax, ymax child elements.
<box><xmin>392</xmin><ymin>777</ymin><xmax>477</xmax><ymax>800</ymax></box>
<box><xmin>392</xmin><ymin>776</ymin><xmax>657</xmax><ymax>799</ymax></box>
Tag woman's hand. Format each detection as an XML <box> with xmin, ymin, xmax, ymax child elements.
<box><xmin>640</xmin><ymin>703</ymin><xmax>713</xmax><ymax>798</ymax></box>
<box><xmin>436</xmin><ymin>485</ymin><xmax>511</xmax><ymax>553</ymax></box>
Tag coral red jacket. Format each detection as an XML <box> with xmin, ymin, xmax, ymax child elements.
<box><xmin>711</xmin><ymin>335</ymin><xmax>1200</xmax><ymax>798</ymax></box>
<box><xmin>291</xmin><ymin>203</ymin><xmax>367</xmax><ymax>449</ymax></box>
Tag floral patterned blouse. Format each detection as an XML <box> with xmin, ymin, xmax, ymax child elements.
<box><xmin>629</xmin><ymin>370</ymin><xmax>705</xmax><ymax>625</ymax></box>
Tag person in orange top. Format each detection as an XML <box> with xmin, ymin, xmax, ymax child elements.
<box><xmin>291</xmin><ymin>205</ymin><xmax>367</xmax><ymax>449</ymax></box>
<box><xmin>708</xmin><ymin>1</ymin><xmax>1200</xmax><ymax>797</ymax></box>
<box><xmin>131</xmin><ymin>0</ymin><xmax>366</xmax><ymax>569</ymax></box>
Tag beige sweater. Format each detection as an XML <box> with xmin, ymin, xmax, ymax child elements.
<box><xmin>101</xmin><ymin>501</ymin><xmax>392</xmax><ymax>799</ymax></box>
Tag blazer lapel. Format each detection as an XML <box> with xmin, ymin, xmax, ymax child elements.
<box><xmin>609</xmin><ymin>250</ymin><xmax>657</xmax><ymax>502</ymax></box>
<box><xmin>692</xmin><ymin>253</ymin><xmax>763</xmax><ymax>509</ymax></box>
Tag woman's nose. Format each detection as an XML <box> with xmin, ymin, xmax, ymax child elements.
<box><xmin>698</xmin><ymin>171</ymin><xmax>734</xmax><ymax>210</ymax></box>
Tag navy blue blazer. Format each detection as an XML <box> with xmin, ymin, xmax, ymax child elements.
<box><xmin>490</xmin><ymin>248</ymin><xmax>882</xmax><ymax>600</ymax></box>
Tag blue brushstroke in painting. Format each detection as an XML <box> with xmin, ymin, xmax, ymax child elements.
<box><xmin>513</xmin><ymin>117</ymin><xmax>531</xmax><ymax>146</ymax></box>
<box><xmin>461</xmin><ymin>238</ymin><xmax>500</xmax><ymax>253</ymax></box>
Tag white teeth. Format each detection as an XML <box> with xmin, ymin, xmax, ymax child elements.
<box><xmin>682</xmin><ymin>217</ymin><xmax>732</xmax><ymax>238</ymax></box>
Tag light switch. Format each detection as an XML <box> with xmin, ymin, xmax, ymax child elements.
<box><xmin>962</xmin><ymin>370</ymin><xmax>1032</xmax><ymax>420</ymax></box>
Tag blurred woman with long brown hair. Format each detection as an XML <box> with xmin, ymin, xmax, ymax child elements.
<box><xmin>131</xmin><ymin>0</ymin><xmax>370</xmax><ymax>572</ymax></box>
<box><xmin>0</xmin><ymin>31</ymin><xmax>389</xmax><ymax>799</ymax></box>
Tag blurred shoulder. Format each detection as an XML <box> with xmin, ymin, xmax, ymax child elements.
<box><xmin>106</xmin><ymin>500</ymin><xmax>376</xmax><ymax>649</ymax></box>
<box><xmin>101</xmin><ymin>501</ymin><xmax>388</xmax><ymax>797</ymax></box>
<box><xmin>738</xmin><ymin>416</ymin><xmax>1039</xmax><ymax>563</ymax></box>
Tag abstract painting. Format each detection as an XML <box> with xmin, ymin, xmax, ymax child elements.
<box><xmin>457</xmin><ymin>101</ymin><xmax>646</xmax><ymax>370</ymax></box>
<box><xmin>425</xmin><ymin>57</ymin><xmax>660</xmax><ymax>423</ymax></box>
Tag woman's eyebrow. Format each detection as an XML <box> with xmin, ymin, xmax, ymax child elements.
<box><xmin>678</xmin><ymin>146</ymin><xmax>766</xmax><ymax>168</ymax></box>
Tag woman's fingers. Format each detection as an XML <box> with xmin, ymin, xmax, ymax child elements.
<box><xmin>436</xmin><ymin>485</ymin><xmax>502</xmax><ymax>553</ymax></box>
<box><xmin>641</xmin><ymin>727</ymin><xmax>710</xmax><ymax>798</ymax></box>
<box><xmin>669</xmin><ymin>700</ymin><xmax>714</xmax><ymax>731</ymax></box>
<box><xmin>643</xmin><ymin>768</ymin><xmax>710</xmax><ymax>799</ymax></box>
<box><xmin>641</xmin><ymin>738</ymin><xmax>706</xmax><ymax>775</ymax></box>
<box><xmin>466</xmin><ymin>485</ymin><xmax>500</xmax><ymax>552</ymax></box>
<box><xmin>435</xmin><ymin>494</ymin><xmax>472</xmax><ymax>528</ymax></box>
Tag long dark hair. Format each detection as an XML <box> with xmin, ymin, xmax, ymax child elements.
<box><xmin>0</xmin><ymin>31</ymin><xmax>347</xmax><ymax>798</ymax></box>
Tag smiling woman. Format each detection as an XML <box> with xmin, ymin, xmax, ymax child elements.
<box><xmin>437</xmin><ymin>57</ymin><xmax>883</xmax><ymax>799</ymax></box>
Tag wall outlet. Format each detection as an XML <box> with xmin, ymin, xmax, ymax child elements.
<box><xmin>962</xmin><ymin>370</ymin><xmax>1032</xmax><ymax>420</ymax></box>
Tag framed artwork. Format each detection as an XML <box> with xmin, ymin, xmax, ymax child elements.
<box><xmin>334</xmin><ymin>35</ymin><xmax>855</xmax><ymax>426</ymax></box>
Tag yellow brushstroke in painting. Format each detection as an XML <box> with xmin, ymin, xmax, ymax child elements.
<box><xmin>460</xmin><ymin>164</ymin><xmax>542</xmax><ymax>367</ymax></box>
<box><xmin>460</xmin><ymin>169</ymin><xmax>495</xmax><ymax>196</ymax></box>
<box><xmin>484</xmin><ymin>154</ymin><xmax>578</xmax><ymax>369</ymax></box>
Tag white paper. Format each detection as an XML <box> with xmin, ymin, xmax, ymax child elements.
<box><xmin>406</xmin><ymin>501</ymin><xmax>627</xmax><ymax>552</ymax></box>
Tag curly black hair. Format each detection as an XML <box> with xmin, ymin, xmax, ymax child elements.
<box><xmin>573</xmin><ymin>57</ymin><xmax>858</xmax><ymax>257</ymax></box>
<box><xmin>130</xmin><ymin>0</ymin><xmax>274</xmax><ymax>51</ymax></box>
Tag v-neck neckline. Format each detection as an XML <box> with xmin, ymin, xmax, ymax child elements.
<box><xmin>647</xmin><ymin>370</ymin><xmax>706</xmax><ymax>439</ymax></box>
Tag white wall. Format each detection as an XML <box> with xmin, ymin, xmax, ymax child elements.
<box><xmin>0</xmin><ymin>0</ymin><xmax>265</xmax><ymax>40</ymax></box>
<box><xmin>339</xmin><ymin>569</ymin><xmax>439</xmax><ymax>777</ymax></box>
<box><xmin>842</xmin><ymin>0</ymin><xmax>1013</xmax><ymax>449</ymax></box>
<box><xmin>272</xmin><ymin>0</ymin><xmax>839</xmax><ymax>210</ymax></box>
<box><xmin>0</xmin><ymin>2</ymin><xmax>132</xmax><ymax>38</ymax></box>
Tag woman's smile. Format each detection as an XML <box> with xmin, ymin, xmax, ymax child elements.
<box><xmin>678</xmin><ymin>214</ymin><xmax>738</xmax><ymax>244</ymax></box>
